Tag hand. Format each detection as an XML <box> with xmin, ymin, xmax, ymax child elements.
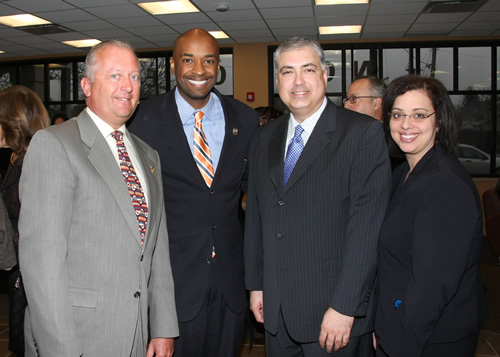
<box><xmin>146</xmin><ymin>337</ymin><xmax>174</xmax><ymax>357</ymax></box>
<box><xmin>250</xmin><ymin>290</ymin><xmax>264</xmax><ymax>323</ymax></box>
<box><xmin>318</xmin><ymin>308</ymin><xmax>354</xmax><ymax>353</ymax></box>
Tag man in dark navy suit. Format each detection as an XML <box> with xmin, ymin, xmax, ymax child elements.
<box><xmin>245</xmin><ymin>36</ymin><xmax>391</xmax><ymax>356</ymax></box>
<box><xmin>129</xmin><ymin>28</ymin><xmax>259</xmax><ymax>357</ymax></box>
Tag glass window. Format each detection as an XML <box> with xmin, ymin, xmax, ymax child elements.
<box><xmin>420</xmin><ymin>47</ymin><xmax>453</xmax><ymax>90</ymax></box>
<box><xmin>49</xmin><ymin>63</ymin><xmax>74</xmax><ymax>101</ymax></box>
<box><xmin>459</xmin><ymin>47</ymin><xmax>491</xmax><ymax>90</ymax></box>
<box><xmin>47</xmin><ymin>103</ymin><xmax>86</xmax><ymax>122</ymax></box>
<box><xmin>352</xmin><ymin>49</ymin><xmax>379</xmax><ymax>80</ymax></box>
<box><xmin>77</xmin><ymin>61</ymin><xmax>86</xmax><ymax>100</ymax></box>
<box><xmin>453</xmin><ymin>94</ymin><xmax>495</xmax><ymax>175</ymax></box>
<box><xmin>139</xmin><ymin>58</ymin><xmax>159</xmax><ymax>98</ymax></box>
<box><xmin>0</xmin><ymin>66</ymin><xmax>14</xmax><ymax>90</ymax></box>
<box><xmin>382</xmin><ymin>48</ymin><xmax>410</xmax><ymax>83</ymax></box>
<box><xmin>19</xmin><ymin>65</ymin><xmax>44</xmax><ymax>100</ymax></box>
<box><xmin>325</xmin><ymin>50</ymin><xmax>343</xmax><ymax>93</ymax></box>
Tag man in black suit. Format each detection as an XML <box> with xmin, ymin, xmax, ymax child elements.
<box><xmin>244</xmin><ymin>37</ymin><xmax>391</xmax><ymax>356</ymax></box>
<box><xmin>128</xmin><ymin>28</ymin><xmax>259</xmax><ymax>356</ymax></box>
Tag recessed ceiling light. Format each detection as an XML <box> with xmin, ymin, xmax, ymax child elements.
<box><xmin>0</xmin><ymin>51</ymin><xmax>5</xmax><ymax>54</ymax></box>
<box><xmin>316</xmin><ymin>0</ymin><xmax>369</xmax><ymax>4</ymax></box>
<box><xmin>209</xmin><ymin>31</ymin><xmax>229</xmax><ymax>39</ymax></box>
<box><xmin>137</xmin><ymin>0</ymin><xmax>199</xmax><ymax>15</ymax></box>
<box><xmin>319</xmin><ymin>25</ymin><xmax>362</xmax><ymax>35</ymax></box>
<box><xmin>62</xmin><ymin>39</ymin><xmax>102</xmax><ymax>48</ymax></box>
<box><xmin>0</xmin><ymin>14</ymin><xmax>51</xmax><ymax>27</ymax></box>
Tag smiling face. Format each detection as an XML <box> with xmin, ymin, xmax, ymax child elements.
<box><xmin>345</xmin><ymin>78</ymin><xmax>382</xmax><ymax>120</ymax></box>
<box><xmin>81</xmin><ymin>45</ymin><xmax>140</xmax><ymax>129</ymax></box>
<box><xmin>276</xmin><ymin>46</ymin><xmax>328</xmax><ymax>123</ymax></box>
<box><xmin>170</xmin><ymin>29</ymin><xmax>220</xmax><ymax>109</ymax></box>
<box><xmin>390</xmin><ymin>89</ymin><xmax>438</xmax><ymax>169</ymax></box>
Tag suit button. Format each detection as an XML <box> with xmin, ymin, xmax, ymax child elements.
<box><xmin>212</xmin><ymin>224</ymin><xmax>217</xmax><ymax>230</ymax></box>
<box><xmin>134</xmin><ymin>291</ymin><xmax>140</xmax><ymax>298</ymax></box>
<box><xmin>205</xmin><ymin>259</ymin><xmax>211</xmax><ymax>264</ymax></box>
<box><xmin>210</xmin><ymin>190</ymin><xmax>215</xmax><ymax>195</ymax></box>
<box><xmin>276</xmin><ymin>233</ymin><xmax>283</xmax><ymax>239</ymax></box>
<box><xmin>278</xmin><ymin>200</ymin><xmax>285</xmax><ymax>206</ymax></box>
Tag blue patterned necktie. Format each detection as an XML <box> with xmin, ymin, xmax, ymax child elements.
<box><xmin>284</xmin><ymin>125</ymin><xmax>304</xmax><ymax>185</ymax></box>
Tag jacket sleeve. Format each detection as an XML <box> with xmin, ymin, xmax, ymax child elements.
<box><xmin>19</xmin><ymin>130</ymin><xmax>83</xmax><ymax>356</ymax></box>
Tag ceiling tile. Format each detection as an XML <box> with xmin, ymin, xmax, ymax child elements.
<box><xmin>253</xmin><ymin>0</ymin><xmax>312</xmax><ymax>8</ymax></box>
<box><xmin>84</xmin><ymin>4</ymin><xmax>145</xmax><ymax>18</ymax></box>
<box><xmin>317</xmin><ymin>16</ymin><xmax>366</xmax><ymax>26</ymax></box>
<box><xmin>260</xmin><ymin>7</ymin><xmax>314</xmax><ymax>19</ymax></box>
<box><xmin>218</xmin><ymin>20</ymin><xmax>268</xmax><ymax>31</ymax></box>
<box><xmin>370</xmin><ymin>2</ymin><xmax>426</xmax><ymax>15</ymax></box>
<box><xmin>207</xmin><ymin>9</ymin><xmax>261</xmax><ymax>21</ymax></box>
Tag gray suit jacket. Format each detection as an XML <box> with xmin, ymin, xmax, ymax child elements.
<box><xmin>19</xmin><ymin>110</ymin><xmax>178</xmax><ymax>356</ymax></box>
<box><xmin>244</xmin><ymin>101</ymin><xmax>391</xmax><ymax>342</ymax></box>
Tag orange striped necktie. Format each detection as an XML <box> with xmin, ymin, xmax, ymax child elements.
<box><xmin>193</xmin><ymin>111</ymin><xmax>215</xmax><ymax>187</ymax></box>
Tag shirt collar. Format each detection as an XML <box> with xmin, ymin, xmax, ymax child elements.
<box><xmin>288</xmin><ymin>97</ymin><xmax>327</xmax><ymax>134</ymax></box>
<box><xmin>86</xmin><ymin>107</ymin><xmax>127</xmax><ymax>139</ymax></box>
<box><xmin>175</xmin><ymin>87</ymin><xmax>217</xmax><ymax>125</ymax></box>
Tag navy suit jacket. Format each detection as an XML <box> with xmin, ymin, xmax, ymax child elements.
<box><xmin>375</xmin><ymin>144</ymin><xmax>487</xmax><ymax>356</ymax></box>
<box><xmin>128</xmin><ymin>88</ymin><xmax>259</xmax><ymax>321</ymax></box>
<box><xmin>244</xmin><ymin>100</ymin><xmax>391</xmax><ymax>342</ymax></box>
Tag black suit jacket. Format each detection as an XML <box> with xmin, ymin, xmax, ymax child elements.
<box><xmin>375</xmin><ymin>144</ymin><xmax>487</xmax><ymax>356</ymax></box>
<box><xmin>128</xmin><ymin>88</ymin><xmax>259</xmax><ymax>321</ymax></box>
<box><xmin>244</xmin><ymin>101</ymin><xmax>391</xmax><ymax>342</ymax></box>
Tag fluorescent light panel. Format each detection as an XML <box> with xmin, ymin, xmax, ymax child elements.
<box><xmin>137</xmin><ymin>0</ymin><xmax>199</xmax><ymax>15</ymax></box>
<box><xmin>316</xmin><ymin>0</ymin><xmax>369</xmax><ymax>4</ymax></box>
<box><xmin>0</xmin><ymin>14</ymin><xmax>51</xmax><ymax>27</ymax></box>
<box><xmin>0</xmin><ymin>51</ymin><xmax>5</xmax><ymax>54</ymax></box>
<box><xmin>319</xmin><ymin>25</ymin><xmax>362</xmax><ymax>34</ymax></box>
<box><xmin>209</xmin><ymin>31</ymin><xmax>229</xmax><ymax>39</ymax></box>
<box><xmin>62</xmin><ymin>39</ymin><xmax>101</xmax><ymax>48</ymax></box>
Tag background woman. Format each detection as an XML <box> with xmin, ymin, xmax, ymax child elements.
<box><xmin>0</xmin><ymin>85</ymin><xmax>50</xmax><ymax>356</ymax></box>
<box><xmin>375</xmin><ymin>75</ymin><xmax>487</xmax><ymax>356</ymax></box>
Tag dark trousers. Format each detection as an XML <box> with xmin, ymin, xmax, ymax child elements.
<box><xmin>174</xmin><ymin>262</ymin><xmax>246</xmax><ymax>357</ymax></box>
<box><xmin>376</xmin><ymin>334</ymin><xmax>478</xmax><ymax>357</ymax></box>
<box><xmin>265</xmin><ymin>310</ymin><xmax>374</xmax><ymax>357</ymax></box>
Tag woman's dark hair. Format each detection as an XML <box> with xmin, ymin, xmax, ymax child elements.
<box><xmin>382</xmin><ymin>74</ymin><xmax>458</xmax><ymax>158</ymax></box>
<box><xmin>51</xmin><ymin>112</ymin><xmax>69</xmax><ymax>125</ymax></box>
<box><xmin>0</xmin><ymin>86</ymin><xmax>50</xmax><ymax>161</ymax></box>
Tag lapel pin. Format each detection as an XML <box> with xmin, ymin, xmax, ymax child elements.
<box><xmin>151</xmin><ymin>166</ymin><xmax>156</xmax><ymax>173</ymax></box>
<box><xmin>232</xmin><ymin>128</ymin><xmax>239</xmax><ymax>135</ymax></box>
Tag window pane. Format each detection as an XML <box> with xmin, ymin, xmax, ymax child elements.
<box><xmin>49</xmin><ymin>63</ymin><xmax>73</xmax><ymax>101</ymax></box>
<box><xmin>325</xmin><ymin>50</ymin><xmax>343</xmax><ymax>93</ymax></box>
<box><xmin>459</xmin><ymin>47</ymin><xmax>491</xmax><ymax>90</ymax></box>
<box><xmin>0</xmin><ymin>66</ymin><xmax>14</xmax><ymax>90</ymax></box>
<box><xmin>19</xmin><ymin>65</ymin><xmax>44</xmax><ymax>100</ymax></box>
<box><xmin>139</xmin><ymin>58</ymin><xmax>158</xmax><ymax>98</ymax></box>
<box><xmin>383</xmin><ymin>48</ymin><xmax>410</xmax><ymax>83</ymax></box>
<box><xmin>420</xmin><ymin>48</ymin><xmax>453</xmax><ymax>90</ymax></box>
<box><xmin>352</xmin><ymin>49</ymin><xmax>379</xmax><ymax>80</ymax></box>
<box><xmin>77</xmin><ymin>62</ymin><xmax>85</xmax><ymax>100</ymax></box>
<box><xmin>453</xmin><ymin>94</ymin><xmax>495</xmax><ymax>175</ymax></box>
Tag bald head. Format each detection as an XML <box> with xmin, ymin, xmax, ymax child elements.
<box><xmin>170</xmin><ymin>28</ymin><xmax>221</xmax><ymax>109</ymax></box>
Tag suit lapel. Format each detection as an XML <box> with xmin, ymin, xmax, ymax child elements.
<box><xmin>161</xmin><ymin>91</ymin><xmax>208</xmax><ymax>187</ymax></box>
<box><xmin>268</xmin><ymin>116</ymin><xmax>289</xmax><ymax>197</ymax></box>
<box><xmin>283</xmin><ymin>101</ymin><xmax>337</xmax><ymax>193</ymax></box>
<box><xmin>77</xmin><ymin>112</ymin><xmax>143</xmax><ymax>247</ymax></box>
<box><xmin>212</xmin><ymin>90</ymin><xmax>239</xmax><ymax>187</ymax></box>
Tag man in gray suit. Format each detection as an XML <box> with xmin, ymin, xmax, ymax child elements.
<box><xmin>18</xmin><ymin>40</ymin><xmax>178</xmax><ymax>357</ymax></box>
<box><xmin>244</xmin><ymin>37</ymin><xmax>391</xmax><ymax>356</ymax></box>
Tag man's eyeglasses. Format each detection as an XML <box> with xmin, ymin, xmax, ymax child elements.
<box><xmin>389</xmin><ymin>112</ymin><xmax>436</xmax><ymax>120</ymax></box>
<box><xmin>343</xmin><ymin>95</ymin><xmax>378</xmax><ymax>105</ymax></box>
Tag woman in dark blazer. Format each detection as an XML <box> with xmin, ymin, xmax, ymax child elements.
<box><xmin>375</xmin><ymin>75</ymin><xmax>487</xmax><ymax>357</ymax></box>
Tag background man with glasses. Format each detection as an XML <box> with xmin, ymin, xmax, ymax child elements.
<box><xmin>344</xmin><ymin>76</ymin><xmax>386</xmax><ymax>122</ymax></box>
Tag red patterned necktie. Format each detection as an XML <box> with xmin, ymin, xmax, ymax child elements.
<box><xmin>112</xmin><ymin>130</ymin><xmax>148</xmax><ymax>246</ymax></box>
<box><xmin>194</xmin><ymin>111</ymin><xmax>215</xmax><ymax>187</ymax></box>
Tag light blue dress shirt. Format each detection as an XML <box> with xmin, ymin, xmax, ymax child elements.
<box><xmin>175</xmin><ymin>88</ymin><xmax>225</xmax><ymax>170</ymax></box>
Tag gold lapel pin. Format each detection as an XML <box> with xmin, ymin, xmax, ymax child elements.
<box><xmin>151</xmin><ymin>166</ymin><xmax>156</xmax><ymax>173</ymax></box>
<box><xmin>232</xmin><ymin>128</ymin><xmax>239</xmax><ymax>135</ymax></box>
